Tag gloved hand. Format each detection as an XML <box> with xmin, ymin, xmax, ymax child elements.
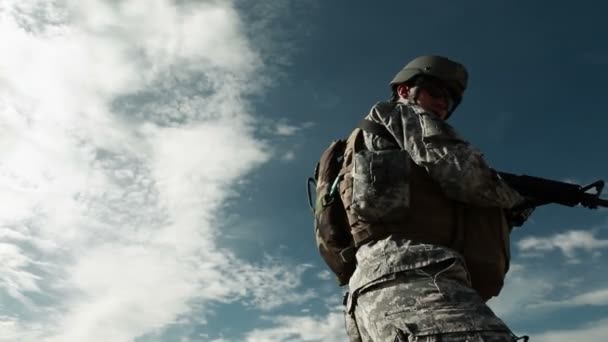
<box><xmin>505</xmin><ymin>206</ymin><xmax>535</xmax><ymax>228</ymax></box>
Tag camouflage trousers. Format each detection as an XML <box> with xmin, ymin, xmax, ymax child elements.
<box><xmin>345</xmin><ymin>260</ymin><xmax>525</xmax><ymax>342</ymax></box>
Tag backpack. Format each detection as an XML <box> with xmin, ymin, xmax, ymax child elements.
<box><xmin>307</xmin><ymin>139</ymin><xmax>356</xmax><ymax>286</ymax></box>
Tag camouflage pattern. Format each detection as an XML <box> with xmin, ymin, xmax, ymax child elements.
<box><xmin>363</xmin><ymin>101</ymin><xmax>525</xmax><ymax>209</ymax></box>
<box><xmin>348</xmin><ymin>238</ymin><xmax>464</xmax><ymax>292</ymax></box>
<box><xmin>344</xmin><ymin>305</ymin><xmax>363</xmax><ymax>342</ymax></box>
<box><xmin>348</xmin><ymin>256</ymin><xmax>517</xmax><ymax>341</ymax></box>
<box><xmin>351</xmin><ymin>149</ymin><xmax>411</xmax><ymax>223</ymax></box>
<box><xmin>343</xmin><ymin>101</ymin><xmax>530</xmax><ymax>341</ymax></box>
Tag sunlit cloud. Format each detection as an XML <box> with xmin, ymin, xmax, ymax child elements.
<box><xmin>488</xmin><ymin>260</ymin><xmax>608</xmax><ymax>324</ymax></box>
<box><xmin>244</xmin><ymin>308</ymin><xmax>346</xmax><ymax>342</ymax></box>
<box><xmin>531</xmin><ymin>318</ymin><xmax>608</xmax><ymax>342</ymax></box>
<box><xmin>518</xmin><ymin>230</ymin><xmax>608</xmax><ymax>258</ymax></box>
<box><xmin>316</xmin><ymin>270</ymin><xmax>332</xmax><ymax>281</ymax></box>
<box><xmin>530</xmin><ymin>287</ymin><xmax>608</xmax><ymax>309</ymax></box>
<box><xmin>0</xmin><ymin>0</ymin><xmax>312</xmax><ymax>341</ymax></box>
<box><xmin>281</xmin><ymin>151</ymin><xmax>296</xmax><ymax>161</ymax></box>
<box><xmin>274</xmin><ymin>121</ymin><xmax>315</xmax><ymax>136</ymax></box>
<box><xmin>487</xmin><ymin>264</ymin><xmax>554</xmax><ymax>319</ymax></box>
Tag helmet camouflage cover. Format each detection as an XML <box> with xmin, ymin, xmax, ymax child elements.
<box><xmin>390</xmin><ymin>55</ymin><xmax>468</xmax><ymax>115</ymax></box>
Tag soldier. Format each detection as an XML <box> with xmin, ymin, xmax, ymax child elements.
<box><xmin>340</xmin><ymin>56</ymin><xmax>532</xmax><ymax>341</ymax></box>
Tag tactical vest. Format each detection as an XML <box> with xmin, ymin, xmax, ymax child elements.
<box><xmin>339</xmin><ymin>128</ymin><xmax>511</xmax><ymax>300</ymax></box>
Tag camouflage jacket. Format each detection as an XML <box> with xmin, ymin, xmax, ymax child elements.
<box><xmin>349</xmin><ymin>101</ymin><xmax>525</xmax><ymax>293</ymax></box>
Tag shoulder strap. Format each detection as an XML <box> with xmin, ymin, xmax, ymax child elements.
<box><xmin>357</xmin><ymin>119</ymin><xmax>396</xmax><ymax>144</ymax></box>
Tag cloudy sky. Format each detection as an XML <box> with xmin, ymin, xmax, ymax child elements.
<box><xmin>1</xmin><ymin>1</ymin><xmax>608</xmax><ymax>341</ymax></box>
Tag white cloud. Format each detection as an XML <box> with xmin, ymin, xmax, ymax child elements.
<box><xmin>244</xmin><ymin>308</ymin><xmax>347</xmax><ymax>342</ymax></box>
<box><xmin>0</xmin><ymin>1</ymin><xmax>312</xmax><ymax>341</ymax></box>
<box><xmin>531</xmin><ymin>318</ymin><xmax>608</xmax><ymax>342</ymax></box>
<box><xmin>281</xmin><ymin>151</ymin><xmax>296</xmax><ymax>161</ymax></box>
<box><xmin>0</xmin><ymin>316</ymin><xmax>46</xmax><ymax>342</ymax></box>
<box><xmin>487</xmin><ymin>264</ymin><xmax>554</xmax><ymax>319</ymax></box>
<box><xmin>530</xmin><ymin>287</ymin><xmax>608</xmax><ymax>309</ymax></box>
<box><xmin>487</xmin><ymin>261</ymin><xmax>608</xmax><ymax>328</ymax></box>
<box><xmin>230</xmin><ymin>256</ymin><xmax>317</xmax><ymax>311</ymax></box>
<box><xmin>273</xmin><ymin>121</ymin><xmax>315</xmax><ymax>136</ymax></box>
<box><xmin>0</xmin><ymin>243</ymin><xmax>43</xmax><ymax>304</ymax></box>
<box><xmin>276</xmin><ymin>123</ymin><xmax>301</xmax><ymax>136</ymax></box>
<box><xmin>317</xmin><ymin>270</ymin><xmax>332</xmax><ymax>281</ymax></box>
<box><xmin>267</xmin><ymin>119</ymin><xmax>315</xmax><ymax>137</ymax></box>
<box><xmin>517</xmin><ymin>230</ymin><xmax>608</xmax><ymax>258</ymax></box>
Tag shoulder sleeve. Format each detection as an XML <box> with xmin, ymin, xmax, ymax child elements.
<box><xmin>363</xmin><ymin>102</ymin><xmax>407</xmax><ymax>151</ymax></box>
<box><xmin>371</xmin><ymin>103</ymin><xmax>524</xmax><ymax>208</ymax></box>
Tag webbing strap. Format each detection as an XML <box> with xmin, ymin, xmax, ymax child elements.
<box><xmin>357</xmin><ymin>119</ymin><xmax>396</xmax><ymax>143</ymax></box>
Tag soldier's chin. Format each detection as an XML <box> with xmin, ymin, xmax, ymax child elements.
<box><xmin>428</xmin><ymin>108</ymin><xmax>447</xmax><ymax>119</ymax></box>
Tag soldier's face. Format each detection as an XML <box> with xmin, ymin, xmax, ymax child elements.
<box><xmin>417</xmin><ymin>88</ymin><xmax>450</xmax><ymax>120</ymax></box>
<box><xmin>397</xmin><ymin>81</ymin><xmax>453</xmax><ymax>120</ymax></box>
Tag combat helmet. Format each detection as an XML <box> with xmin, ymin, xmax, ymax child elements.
<box><xmin>390</xmin><ymin>55</ymin><xmax>468</xmax><ymax>117</ymax></box>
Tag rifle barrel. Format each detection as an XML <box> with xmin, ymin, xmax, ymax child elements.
<box><xmin>580</xmin><ymin>193</ymin><xmax>608</xmax><ymax>208</ymax></box>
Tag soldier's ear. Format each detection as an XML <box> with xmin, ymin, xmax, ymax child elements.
<box><xmin>396</xmin><ymin>83</ymin><xmax>410</xmax><ymax>98</ymax></box>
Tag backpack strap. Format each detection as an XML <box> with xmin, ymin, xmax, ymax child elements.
<box><xmin>357</xmin><ymin>119</ymin><xmax>396</xmax><ymax>144</ymax></box>
<box><xmin>341</xmin><ymin>128</ymin><xmax>363</xmax><ymax>171</ymax></box>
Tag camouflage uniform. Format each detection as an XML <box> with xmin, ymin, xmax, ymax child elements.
<box><xmin>345</xmin><ymin>101</ymin><xmax>527</xmax><ymax>342</ymax></box>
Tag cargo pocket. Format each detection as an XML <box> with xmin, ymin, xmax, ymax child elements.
<box><xmin>388</xmin><ymin>315</ymin><xmax>510</xmax><ymax>341</ymax></box>
<box><xmin>390</xmin><ymin>319</ymin><xmax>417</xmax><ymax>342</ymax></box>
<box><xmin>350</xmin><ymin>149</ymin><xmax>411</xmax><ymax>223</ymax></box>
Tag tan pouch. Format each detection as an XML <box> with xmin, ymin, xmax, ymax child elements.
<box><xmin>459</xmin><ymin>205</ymin><xmax>510</xmax><ymax>300</ymax></box>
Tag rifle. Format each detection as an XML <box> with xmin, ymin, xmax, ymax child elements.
<box><xmin>498</xmin><ymin>172</ymin><xmax>608</xmax><ymax>210</ymax></box>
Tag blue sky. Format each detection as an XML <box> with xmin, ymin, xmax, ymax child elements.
<box><xmin>1</xmin><ymin>1</ymin><xmax>608</xmax><ymax>341</ymax></box>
